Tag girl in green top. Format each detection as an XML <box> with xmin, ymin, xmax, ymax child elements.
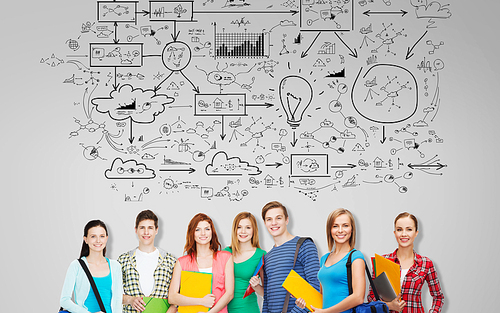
<box><xmin>224</xmin><ymin>212</ymin><xmax>266</xmax><ymax>313</ymax></box>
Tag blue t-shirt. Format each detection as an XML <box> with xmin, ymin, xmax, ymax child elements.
<box><xmin>318</xmin><ymin>250</ymin><xmax>364</xmax><ymax>312</ymax></box>
<box><xmin>262</xmin><ymin>236</ymin><xmax>320</xmax><ymax>313</ymax></box>
<box><xmin>84</xmin><ymin>258</ymin><xmax>113</xmax><ymax>313</ymax></box>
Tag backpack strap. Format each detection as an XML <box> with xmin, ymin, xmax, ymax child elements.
<box><xmin>282</xmin><ymin>237</ymin><xmax>313</xmax><ymax>313</ymax></box>
<box><xmin>346</xmin><ymin>250</ymin><xmax>381</xmax><ymax>301</ymax></box>
<box><xmin>78</xmin><ymin>258</ymin><xmax>107</xmax><ymax>313</ymax></box>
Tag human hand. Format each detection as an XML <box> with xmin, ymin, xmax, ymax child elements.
<box><xmin>249</xmin><ymin>275</ymin><xmax>260</xmax><ymax>288</ymax></box>
<box><xmin>201</xmin><ymin>294</ymin><xmax>216</xmax><ymax>308</ymax></box>
<box><xmin>295</xmin><ymin>297</ymin><xmax>306</xmax><ymax>309</ymax></box>
<box><xmin>166</xmin><ymin>304</ymin><xmax>178</xmax><ymax>313</ymax></box>
<box><xmin>387</xmin><ymin>294</ymin><xmax>406</xmax><ymax>312</ymax></box>
<box><xmin>131</xmin><ymin>296</ymin><xmax>146</xmax><ymax>311</ymax></box>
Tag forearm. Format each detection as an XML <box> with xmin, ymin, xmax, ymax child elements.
<box><xmin>321</xmin><ymin>294</ymin><xmax>364</xmax><ymax>313</ymax></box>
<box><xmin>254</xmin><ymin>284</ymin><xmax>264</xmax><ymax>297</ymax></box>
<box><xmin>169</xmin><ymin>292</ymin><xmax>206</xmax><ymax>307</ymax></box>
<box><xmin>208</xmin><ymin>291</ymin><xmax>234</xmax><ymax>313</ymax></box>
<box><xmin>167</xmin><ymin>304</ymin><xmax>178</xmax><ymax>313</ymax></box>
<box><xmin>123</xmin><ymin>294</ymin><xmax>135</xmax><ymax>305</ymax></box>
<box><xmin>430</xmin><ymin>295</ymin><xmax>444</xmax><ymax>313</ymax></box>
<box><xmin>60</xmin><ymin>298</ymin><xmax>90</xmax><ymax>313</ymax></box>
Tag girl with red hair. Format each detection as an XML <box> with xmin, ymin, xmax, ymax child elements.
<box><xmin>168</xmin><ymin>213</ymin><xmax>234</xmax><ymax>313</ymax></box>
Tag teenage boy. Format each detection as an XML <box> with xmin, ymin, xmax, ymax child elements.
<box><xmin>261</xmin><ymin>201</ymin><xmax>320</xmax><ymax>313</ymax></box>
<box><xmin>118</xmin><ymin>210</ymin><xmax>177</xmax><ymax>312</ymax></box>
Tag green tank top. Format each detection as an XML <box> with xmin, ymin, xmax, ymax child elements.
<box><xmin>223</xmin><ymin>247</ymin><xmax>266</xmax><ymax>313</ymax></box>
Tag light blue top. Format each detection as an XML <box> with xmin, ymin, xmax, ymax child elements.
<box><xmin>60</xmin><ymin>256</ymin><xmax>123</xmax><ymax>313</ymax></box>
<box><xmin>318</xmin><ymin>250</ymin><xmax>364</xmax><ymax>312</ymax></box>
<box><xmin>84</xmin><ymin>259</ymin><xmax>113</xmax><ymax>313</ymax></box>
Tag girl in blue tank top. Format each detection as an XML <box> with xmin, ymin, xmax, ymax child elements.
<box><xmin>296</xmin><ymin>209</ymin><xmax>366</xmax><ymax>313</ymax></box>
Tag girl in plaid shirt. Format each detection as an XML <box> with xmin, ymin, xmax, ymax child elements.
<box><xmin>368</xmin><ymin>212</ymin><xmax>444</xmax><ymax>313</ymax></box>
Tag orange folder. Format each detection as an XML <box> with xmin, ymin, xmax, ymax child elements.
<box><xmin>374</xmin><ymin>254</ymin><xmax>400</xmax><ymax>295</ymax></box>
<box><xmin>282</xmin><ymin>269</ymin><xmax>322</xmax><ymax>311</ymax></box>
<box><xmin>178</xmin><ymin>271</ymin><xmax>213</xmax><ymax>313</ymax></box>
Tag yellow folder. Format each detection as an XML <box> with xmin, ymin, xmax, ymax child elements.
<box><xmin>374</xmin><ymin>254</ymin><xmax>401</xmax><ymax>295</ymax></box>
<box><xmin>178</xmin><ymin>270</ymin><xmax>213</xmax><ymax>313</ymax></box>
<box><xmin>282</xmin><ymin>269</ymin><xmax>322</xmax><ymax>311</ymax></box>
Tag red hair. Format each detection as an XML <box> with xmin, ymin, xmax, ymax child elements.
<box><xmin>184</xmin><ymin>213</ymin><xmax>221</xmax><ymax>260</ymax></box>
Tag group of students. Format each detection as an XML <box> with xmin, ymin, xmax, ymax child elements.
<box><xmin>60</xmin><ymin>200</ymin><xmax>444</xmax><ymax>313</ymax></box>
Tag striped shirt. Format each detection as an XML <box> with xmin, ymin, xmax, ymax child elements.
<box><xmin>262</xmin><ymin>236</ymin><xmax>320</xmax><ymax>313</ymax></box>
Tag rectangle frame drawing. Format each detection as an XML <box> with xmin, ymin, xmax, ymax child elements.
<box><xmin>194</xmin><ymin>94</ymin><xmax>247</xmax><ymax>116</ymax></box>
<box><xmin>89</xmin><ymin>43</ymin><xmax>144</xmax><ymax>67</ymax></box>
<box><xmin>97</xmin><ymin>1</ymin><xmax>138</xmax><ymax>23</ymax></box>
<box><xmin>149</xmin><ymin>1</ymin><xmax>194</xmax><ymax>22</ymax></box>
<box><xmin>290</xmin><ymin>154</ymin><xmax>329</xmax><ymax>177</ymax></box>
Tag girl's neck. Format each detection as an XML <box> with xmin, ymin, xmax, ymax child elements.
<box><xmin>397</xmin><ymin>246</ymin><xmax>414</xmax><ymax>260</ymax></box>
<box><xmin>196</xmin><ymin>243</ymin><xmax>213</xmax><ymax>257</ymax></box>
<box><xmin>86</xmin><ymin>251</ymin><xmax>106</xmax><ymax>264</ymax></box>
<box><xmin>236</xmin><ymin>240</ymin><xmax>255</xmax><ymax>256</ymax></box>
<box><xmin>239</xmin><ymin>240</ymin><xmax>254</xmax><ymax>251</ymax></box>
<box><xmin>332</xmin><ymin>242</ymin><xmax>351</xmax><ymax>254</ymax></box>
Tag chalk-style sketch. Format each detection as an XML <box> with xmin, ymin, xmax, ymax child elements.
<box><xmin>205</xmin><ymin>151</ymin><xmax>261</xmax><ymax>176</ymax></box>
<box><xmin>44</xmin><ymin>0</ymin><xmax>451</xmax><ymax>201</ymax></box>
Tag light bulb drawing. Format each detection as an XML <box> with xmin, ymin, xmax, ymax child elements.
<box><xmin>279</xmin><ymin>75</ymin><xmax>313</xmax><ymax>129</ymax></box>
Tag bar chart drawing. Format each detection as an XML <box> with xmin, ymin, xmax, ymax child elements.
<box><xmin>214</xmin><ymin>32</ymin><xmax>270</xmax><ymax>58</ymax></box>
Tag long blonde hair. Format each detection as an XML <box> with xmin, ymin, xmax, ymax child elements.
<box><xmin>230</xmin><ymin>212</ymin><xmax>261</xmax><ymax>255</ymax></box>
<box><xmin>326</xmin><ymin>208</ymin><xmax>357</xmax><ymax>251</ymax></box>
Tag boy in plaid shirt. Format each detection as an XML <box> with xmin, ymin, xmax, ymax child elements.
<box><xmin>118</xmin><ymin>210</ymin><xmax>177</xmax><ymax>312</ymax></box>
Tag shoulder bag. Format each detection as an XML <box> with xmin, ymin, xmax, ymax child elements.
<box><xmin>346</xmin><ymin>250</ymin><xmax>389</xmax><ymax>313</ymax></box>
<box><xmin>59</xmin><ymin>258</ymin><xmax>107</xmax><ymax>313</ymax></box>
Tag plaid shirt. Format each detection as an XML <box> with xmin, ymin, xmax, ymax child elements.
<box><xmin>118</xmin><ymin>247</ymin><xmax>177</xmax><ymax>313</ymax></box>
<box><xmin>367</xmin><ymin>249</ymin><xmax>444</xmax><ymax>313</ymax></box>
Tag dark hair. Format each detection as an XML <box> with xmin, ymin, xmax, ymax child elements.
<box><xmin>135</xmin><ymin>209</ymin><xmax>158</xmax><ymax>229</ymax></box>
<box><xmin>184</xmin><ymin>213</ymin><xmax>221</xmax><ymax>260</ymax></box>
<box><xmin>394</xmin><ymin>212</ymin><xmax>418</xmax><ymax>231</ymax></box>
<box><xmin>80</xmin><ymin>220</ymin><xmax>108</xmax><ymax>258</ymax></box>
<box><xmin>261</xmin><ymin>200</ymin><xmax>288</xmax><ymax>221</ymax></box>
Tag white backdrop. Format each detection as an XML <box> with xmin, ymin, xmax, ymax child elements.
<box><xmin>1</xmin><ymin>0</ymin><xmax>498</xmax><ymax>312</ymax></box>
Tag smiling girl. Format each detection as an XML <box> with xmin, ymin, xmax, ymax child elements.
<box><xmin>367</xmin><ymin>212</ymin><xmax>444</xmax><ymax>313</ymax></box>
<box><xmin>60</xmin><ymin>220</ymin><xmax>123</xmax><ymax>313</ymax></box>
<box><xmin>168</xmin><ymin>213</ymin><xmax>234</xmax><ymax>313</ymax></box>
<box><xmin>296</xmin><ymin>208</ymin><xmax>365</xmax><ymax>313</ymax></box>
<box><xmin>223</xmin><ymin>212</ymin><xmax>266</xmax><ymax>313</ymax></box>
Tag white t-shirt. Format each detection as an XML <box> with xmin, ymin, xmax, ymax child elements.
<box><xmin>135</xmin><ymin>248</ymin><xmax>159</xmax><ymax>296</ymax></box>
<box><xmin>400</xmin><ymin>268</ymin><xmax>409</xmax><ymax>287</ymax></box>
<box><xmin>199</xmin><ymin>267</ymin><xmax>212</xmax><ymax>274</ymax></box>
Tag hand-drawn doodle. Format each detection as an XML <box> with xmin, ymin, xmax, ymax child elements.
<box><xmin>105</xmin><ymin>158</ymin><xmax>156</xmax><ymax>179</ymax></box>
<box><xmin>205</xmin><ymin>151</ymin><xmax>261</xmax><ymax>176</ymax></box>
<box><xmin>46</xmin><ymin>0</ymin><xmax>451</xmax><ymax>201</ymax></box>
<box><xmin>92</xmin><ymin>84</ymin><xmax>174</xmax><ymax>123</ymax></box>
<box><xmin>279</xmin><ymin>75</ymin><xmax>313</xmax><ymax>129</ymax></box>
<box><xmin>352</xmin><ymin>64</ymin><xmax>418</xmax><ymax>124</ymax></box>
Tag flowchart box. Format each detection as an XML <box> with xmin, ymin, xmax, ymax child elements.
<box><xmin>194</xmin><ymin>94</ymin><xmax>247</xmax><ymax>116</ymax></box>
<box><xmin>90</xmin><ymin>43</ymin><xmax>143</xmax><ymax>67</ymax></box>
<box><xmin>149</xmin><ymin>1</ymin><xmax>194</xmax><ymax>22</ymax></box>
<box><xmin>290</xmin><ymin>154</ymin><xmax>330</xmax><ymax>177</ymax></box>
<box><xmin>97</xmin><ymin>1</ymin><xmax>138</xmax><ymax>23</ymax></box>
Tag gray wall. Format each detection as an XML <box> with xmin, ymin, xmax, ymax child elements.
<box><xmin>1</xmin><ymin>0</ymin><xmax>498</xmax><ymax>311</ymax></box>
